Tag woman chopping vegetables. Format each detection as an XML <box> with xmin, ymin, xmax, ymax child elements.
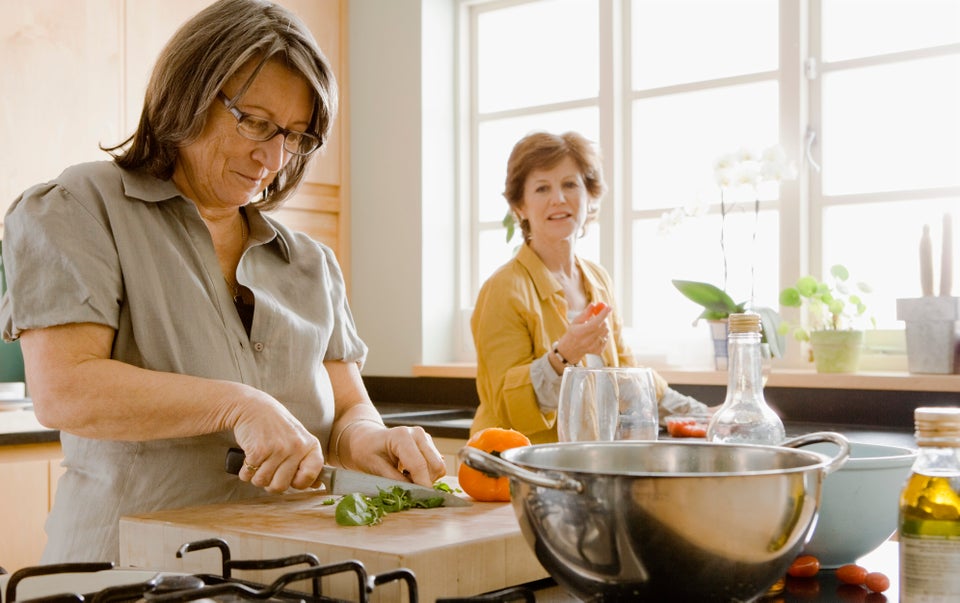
<box><xmin>470</xmin><ymin>131</ymin><xmax>710</xmax><ymax>444</ymax></box>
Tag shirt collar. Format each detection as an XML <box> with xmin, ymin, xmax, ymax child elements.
<box><xmin>118</xmin><ymin>167</ymin><xmax>292</xmax><ymax>263</ymax></box>
<box><xmin>119</xmin><ymin>167</ymin><xmax>181</xmax><ymax>203</ymax></box>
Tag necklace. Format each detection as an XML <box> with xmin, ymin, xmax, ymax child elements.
<box><xmin>224</xmin><ymin>212</ymin><xmax>248</xmax><ymax>304</ymax></box>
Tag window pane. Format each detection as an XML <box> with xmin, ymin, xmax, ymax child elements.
<box><xmin>477</xmin><ymin>0</ymin><xmax>598</xmax><ymax>113</ymax></box>
<box><xmin>632</xmin><ymin>82</ymin><xmax>779</xmax><ymax>211</ymax></box>
<box><xmin>632</xmin><ymin>210</ymin><xmax>779</xmax><ymax>365</ymax></box>
<box><xmin>477</xmin><ymin>229</ymin><xmax>518</xmax><ymax>290</ymax></box>
<box><xmin>822</xmin><ymin>202</ymin><xmax>959</xmax><ymax>329</ymax></box>
<box><xmin>823</xmin><ymin>0</ymin><xmax>960</xmax><ymax>61</ymax></box>
<box><xmin>822</xmin><ymin>56</ymin><xmax>960</xmax><ymax>195</ymax></box>
<box><xmin>631</xmin><ymin>0</ymin><xmax>778</xmax><ymax>90</ymax></box>
<box><xmin>477</xmin><ymin>108</ymin><xmax>599</xmax><ymax>223</ymax></box>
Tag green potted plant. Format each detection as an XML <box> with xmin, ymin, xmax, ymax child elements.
<box><xmin>778</xmin><ymin>264</ymin><xmax>875</xmax><ymax>373</ymax></box>
<box><xmin>672</xmin><ymin>280</ymin><xmax>786</xmax><ymax>364</ymax></box>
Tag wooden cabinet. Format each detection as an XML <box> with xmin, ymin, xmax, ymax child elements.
<box><xmin>0</xmin><ymin>0</ymin><xmax>350</xmax><ymax>283</ymax></box>
<box><xmin>0</xmin><ymin>442</ymin><xmax>63</xmax><ymax>572</ymax></box>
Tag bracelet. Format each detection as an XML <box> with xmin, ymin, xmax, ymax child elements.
<box><xmin>552</xmin><ymin>341</ymin><xmax>572</xmax><ymax>366</ymax></box>
<box><xmin>333</xmin><ymin>417</ymin><xmax>385</xmax><ymax>461</ymax></box>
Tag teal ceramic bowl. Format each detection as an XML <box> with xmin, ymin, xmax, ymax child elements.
<box><xmin>802</xmin><ymin>441</ymin><xmax>917</xmax><ymax>568</ymax></box>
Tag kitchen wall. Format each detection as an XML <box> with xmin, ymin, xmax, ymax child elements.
<box><xmin>349</xmin><ymin>0</ymin><xmax>460</xmax><ymax>376</ymax></box>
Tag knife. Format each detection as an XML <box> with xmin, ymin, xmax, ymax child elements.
<box><xmin>224</xmin><ymin>447</ymin><xmax>471</xmax><ymax>507</ymax></box>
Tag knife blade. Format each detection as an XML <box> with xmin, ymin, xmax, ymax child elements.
<box><xmin>225</xmin><ymin>447</ymin><xmax>471</xmax><ymax>507</ymax></box>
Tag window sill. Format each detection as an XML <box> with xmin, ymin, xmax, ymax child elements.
<box><xmin>412</xmin><ymin>364</ymin><xmax>960</xmax><ymax>393</ymax></box>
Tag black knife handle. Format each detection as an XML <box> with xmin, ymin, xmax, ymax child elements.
<box><xmin>225</xmin><ymin>447</ymin><xmax>245</xmax><ymax>475</ymax></box>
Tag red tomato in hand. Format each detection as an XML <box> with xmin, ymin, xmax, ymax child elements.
<box><xmin>589</xmin><ymin>302</ymin><xmax>607</xmax><ymax>317</ymax></box>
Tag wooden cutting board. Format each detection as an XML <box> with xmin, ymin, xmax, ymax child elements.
<box><xmin>118</xmin><ymin>484</ymin><xmax>549</xmax><ymax>603</ymax></box>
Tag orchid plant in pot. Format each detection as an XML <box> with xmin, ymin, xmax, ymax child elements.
<box><xmin>664</xmin><ymin>145</ymin><xmax>796</xmax><ymax>367</ymax></box>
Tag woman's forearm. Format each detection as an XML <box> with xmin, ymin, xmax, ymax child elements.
<box><xmin>21</xmin><ymin>323</ymin><xmax>268</xmax><ymax>441</ymax></box>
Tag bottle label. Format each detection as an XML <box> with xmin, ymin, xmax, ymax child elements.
<box><xmin>900</xmin><ymin>534</ymin><xmax>960</xmax><ymax>599</ymax></box>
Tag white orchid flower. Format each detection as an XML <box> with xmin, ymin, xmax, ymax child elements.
<box><xmin>732</xmin><ymin>162</ymin><xmax>762</xmax><ymax>188</ymax></box>
<box><xmin>759</xmin><ymin>145</ymin><xmax>798</xmax><ymax>182</ymax></box>
<box><xmin>657</xmin><ymin>207</ymin><xmax>686</xmax><ymax>235</ymax></box>
<box><xmin>735</xmin><ymin>147</ymin><xmax>757</xmax><ymax>163</ymax></box>
<box><xmin>713</xmin><ymin>152</ymin><xmax>739</xmax><ymax>173</ymax></box>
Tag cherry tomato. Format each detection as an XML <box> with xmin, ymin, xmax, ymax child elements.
<box><xmin>864</xmin><ymin>572</ymin><xmax>890</xmax><ymax>593</ymax></box>
<box><xmin>676</xmin><ymin>423</ymin><xmax>707</xmax><ymax>437</ymax></box>
<box><xmin>836</xmin><ymin>564</ymin><xmax>868</xmax><ymax>586</ymax></box>
<box><xmin>787</xmin><ymin>555</ymin><xmax>821</xmax><ymax>578</ymax></box>
<box><xmin>589</xmin><ymin>302</ymin><xmax>607</xmax><ymax>317</ymax></box>
<box><xmin>666</xmin><ymin>419</ymin><xmax>694</xmax><ymax>437</ymax></box>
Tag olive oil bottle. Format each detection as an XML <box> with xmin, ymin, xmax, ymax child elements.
<box><xmin>899</xmin><ymin>406</ymin><xmax>960</xmax><ymax>601</ymax></box>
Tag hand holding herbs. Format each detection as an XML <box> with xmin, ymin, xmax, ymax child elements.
<box><xmin>330</xmin><ymin>483</ymin><xmax>455</xmax><ymax>526</ymax></box>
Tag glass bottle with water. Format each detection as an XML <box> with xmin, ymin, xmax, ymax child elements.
<box><xmin>706</xmin><ymin>312</ymin><xmax>785</xmax><ymax>445</ymax></box>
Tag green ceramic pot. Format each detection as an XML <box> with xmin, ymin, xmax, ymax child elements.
<box><xmin>809</xmin><ymin>329</ymin><xmax>864</xmax><ymax>373</ymax></box>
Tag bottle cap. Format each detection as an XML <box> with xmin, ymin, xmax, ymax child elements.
<box><xmin>728</xmin><ymin>312</ymin><xmax>761</xmax><ymax>334</ymax></box>
<box><xmin>914</xmin><ymin>406</ymin><xmax>960</xmax><ymax>447</ymax></box>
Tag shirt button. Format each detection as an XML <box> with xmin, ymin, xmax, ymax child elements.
<box><xmin>253</xmin><ymin>342</ymin><xmax>265</xmax><ymax>352</ymax></box>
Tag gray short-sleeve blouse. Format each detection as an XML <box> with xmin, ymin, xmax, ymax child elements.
<box><xmin>0</xmin><ymin>161</ymin><xmax>368</xmax><ymax>563</ymax></box>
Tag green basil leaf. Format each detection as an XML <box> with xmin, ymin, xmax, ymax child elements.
<box><xmin>334</xmin><ymin>493</ymin><xmax>383</xmax><ymax>526</ymax></box>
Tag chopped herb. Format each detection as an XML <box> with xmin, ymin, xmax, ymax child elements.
<box><xmin>334</xmin><ymin>486</ymin><xmax>444</xmax><ymax>527</ymax></box>
<box><xmin>335</xmin><ymin>492</ymin><xmax>385</xmax><ymax>526</ymax></box>
<box><xmin>433</xmin><ymin>481</ymin><xmax>459</xmax><ymax>494</ymax></box>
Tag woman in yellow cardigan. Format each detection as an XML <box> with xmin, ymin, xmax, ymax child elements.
<box><xmin>470</xmin><ymin>131</ymin><xmax>708</xmax><ymax>444</ymax></box>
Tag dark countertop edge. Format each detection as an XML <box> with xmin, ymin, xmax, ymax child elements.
<box><xmin>0</xmin><ymin>429</ymin><xmax>60</xmax><ymax>446</ymax></box>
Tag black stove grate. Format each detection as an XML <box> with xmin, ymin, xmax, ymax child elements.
<box><xmin>4</xmin><ymin>538</ymin><xmax>536</xmax><ymax>603</ymax></box>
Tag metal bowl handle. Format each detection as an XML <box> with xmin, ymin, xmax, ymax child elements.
<box><xmin>458</xmin><ymin>447</ymin><xmax>584</xmax><ymax>493</ymax></box>
<box><xmin>780</xmin><ymin>431</ymin><xmax>851</xmax><ymax>475</ymax></box>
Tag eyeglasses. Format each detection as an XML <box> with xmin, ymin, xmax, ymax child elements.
<box><xmin>218</xmin><ymin>92</ymin><xmax>322</xmax><ymax>156</ymax></box>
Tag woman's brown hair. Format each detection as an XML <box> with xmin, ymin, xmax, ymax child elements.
<box><xmin>503</xmin><ymin>131</ymin><xmax>606</xmax><ymax>242</ymax></box>
<box><xmin>103</xmin><ymin>0</ymin><xmax>337</xmax><ymax>210</ymax></box>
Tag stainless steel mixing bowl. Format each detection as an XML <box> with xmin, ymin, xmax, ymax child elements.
<box><xmin>460</xmin><ymin>432</ymin><xmax>849</xmax><ymax>602</ymax></box>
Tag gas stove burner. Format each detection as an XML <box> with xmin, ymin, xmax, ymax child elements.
<box><xmin>3</xmin><ymin>539</ymin><xmax>536</xmax><ymax>603</ymax></box>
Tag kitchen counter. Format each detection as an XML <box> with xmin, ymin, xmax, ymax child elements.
<box><xmin>378</xmin><ymin>400</ymin><xmax>917</xmax><ymax>450</ymax></box>
<box><xmin>0</xmin><ymin>401</ymin><xmax>58</xmax><ymax>446</ymax></box>
<box><xmin>530</xmin><ymin>540</ymin><xmax>902</xmax><ymax>601</ymax></box>
<box><xmin>118</xmin><ymin>474</ymin><xmax>907</xmax><ymax>603</ymax></box>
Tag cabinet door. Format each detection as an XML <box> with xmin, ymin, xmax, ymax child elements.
<box><xmin>0</xmin><ymin>460</ymin><xmax>46</xmax><ymax>570</ymax></box>
<box><xmin>0</xmin><ymin>442</ymin><xmax>64</xmax><ymax>572</ymax></box>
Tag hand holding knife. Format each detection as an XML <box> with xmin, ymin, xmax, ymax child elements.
<box><xmin>225</xmin><ymin>447</ymin><xmax>471</xmax><ymax>507</ymax></box>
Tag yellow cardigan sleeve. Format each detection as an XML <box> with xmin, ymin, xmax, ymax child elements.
<box><xmin>470</xmin><ymin>271</ymin><xmax>559</xmax><ymax>443</ymax></box>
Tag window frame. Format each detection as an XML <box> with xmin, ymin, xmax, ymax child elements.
<box><xmin>457</xmin><ymin>0</ymin><xmax>960</xmax><ymax>369</ymax></box>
